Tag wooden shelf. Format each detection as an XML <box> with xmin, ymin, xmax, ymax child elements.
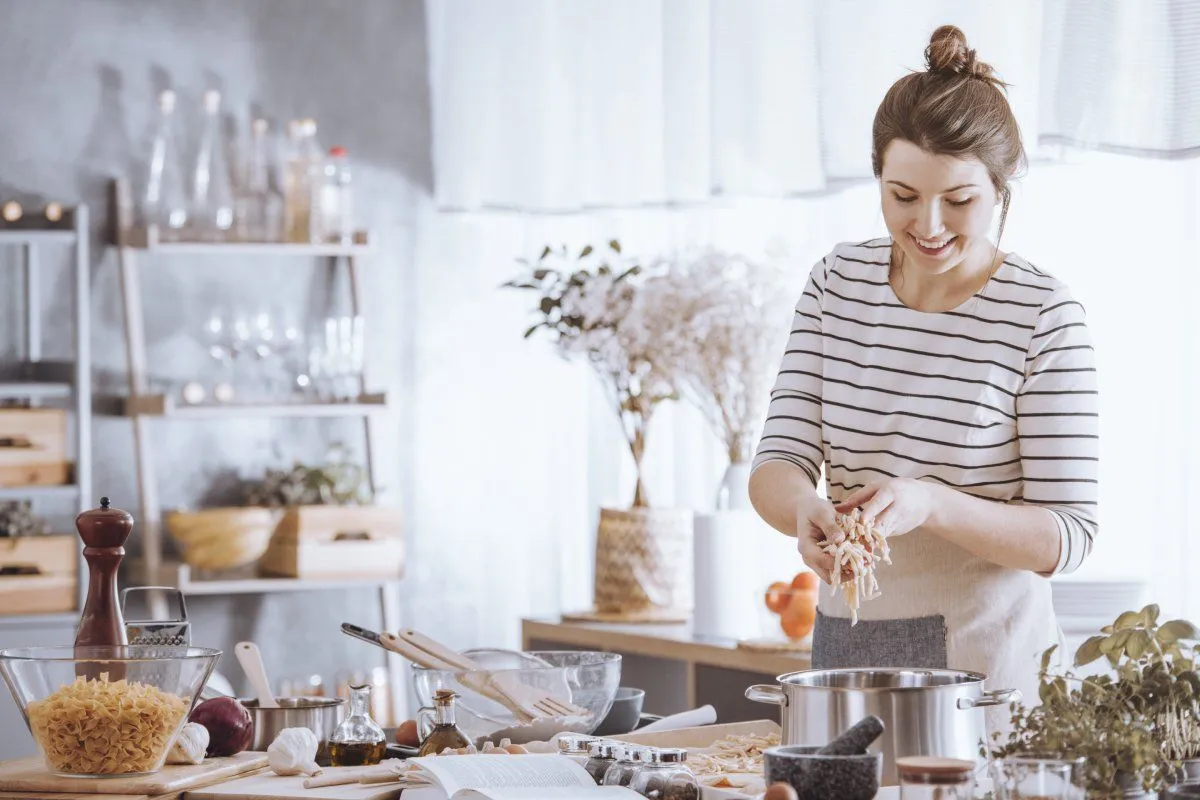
<box><xmin>0</xmin><ymin>484</ymin><xmax>79</xmax><ymax>501</ymax></box>
<box><xmin>146</xmin><ymin>561</ymin><xmax>401</xmax><ymax>597</ymax></box>
<box><xmin>122</xmin><ymin>392</ymin><xmax>388</xmax><ymax>418</ymax></box>
<box><xmin>123</xmin><ymin>226</ymin><xmax>374</xmax><ymax>256</ymax></box>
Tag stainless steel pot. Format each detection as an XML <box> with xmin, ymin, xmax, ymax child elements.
<box><xmin>242</xmin><ymin>697</ymin><xmax>345</xmax><ymax>761</ymax></box>
<box><xmin>745</xmin><ymin>668</ymin><xmax>1020</xmax><ymax>786</ymax></box>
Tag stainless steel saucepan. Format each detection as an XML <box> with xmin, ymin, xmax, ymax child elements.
<box><xmin>745</xmin><ymin>668</ymin><xmax>1020</xmax><ymax>786</ymax></box>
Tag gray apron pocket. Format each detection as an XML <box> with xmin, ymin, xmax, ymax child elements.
<box><xmin>812</xmin><ymin>609</ymin><xmax>948</xmax><ymax>669</ymax></box>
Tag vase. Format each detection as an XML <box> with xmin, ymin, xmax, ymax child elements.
<box><xmin>716</xmin><ymin>461</ymin><xmax>754</xmax><ymax>511</ymax></box>
<box><xmin>592</xmin><ymin>507</ymin><xmax>693</xmax><ymax>615</ymax></box>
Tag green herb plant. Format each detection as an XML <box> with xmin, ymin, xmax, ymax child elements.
<box><xmin>989</xmin><ymin>604</ymin><xmax>1200</xmax><ymax>797</ymax></box>
<box><xmin>243</xmin><ymin>444</ymin><xmax>373</xmax><ymax>508</ymax></box>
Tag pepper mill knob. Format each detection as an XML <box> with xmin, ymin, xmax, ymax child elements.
<box><xmin>74</xmin><ymin>497</ymin><xmax>136</xmax><ymax>648</ymax></box>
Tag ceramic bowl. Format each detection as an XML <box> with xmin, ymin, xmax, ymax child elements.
<box><xmin>592</xmin><ymin>686</ymin><xmax>645</xmax><ymax>735</ymax></box>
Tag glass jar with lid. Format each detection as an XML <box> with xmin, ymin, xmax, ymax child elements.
<box><xmin>628</xmin><ymin>747</ymin><xmax>700</xmax><ymax>800</ymax></box>
<box><xmin>585</xmin><ymin>741</ymin><xmax>623</xmax><ymax>784</ymax></box>
<box><xmin>896</xmin><ymin>756</ymin><xmax>976</xmax><ymax>800</ymax></box>
<box><xmin>602</xmin><ymin>746</ymin><xmax>650</xmax><ymax>787</ymax></box>
<box><xmin>557</xmin><ymin>734</ymin><xmax>600</xmax><ymax>761</ymax></box>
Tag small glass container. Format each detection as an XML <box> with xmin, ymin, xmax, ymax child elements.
<box><xmin>603</xmin><ymin>747</ymin><xmax>650</xmax><ymax>788</ymax></box>
<box><xmin>990</xmin><ymin>753</ymin><xmax>1086</xmax><ymax>800</ymax></box>
<box><xmin>557</xmin><ymin>734</ymin><xmax>601</xmax><ymax>761</ymax></box>
<box><xmin>628</xmin><ymin>747</ymin><xmax>699</xmax><ymax>800</ymax></box>
<box><xmin>585</xmin><ymin>741</ymin><xmax>623</xmax><ymax>784</ymax></box>
<box><xmin>897</xmin><ymin>756</ymin><xmax>976</xmax><ymax>800</ymax></box>
<box><xmin>328</xmin><ymin>683</ymin><xmax>386</xmax><ymax>766</ymax></box>
<box><xmin>417</xmin><ymin>689</ymin><xmax>473</xmax><ymax>756</ymax></box>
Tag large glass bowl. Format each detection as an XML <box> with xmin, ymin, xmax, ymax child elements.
<box><xmin>411</xmin><ymin>650</ymin><xmax>621</xmax><ymax>746</ymax></box>
<box><xmin>0</xmin><ymin>645</ymin><xmax>221</xmax><ymax>778</ymax></box>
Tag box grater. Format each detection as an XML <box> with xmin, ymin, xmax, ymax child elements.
<box><xmin>122</xmin><ymin>586</ymin><xmax>191</xmax><ymax>646</ymax></box>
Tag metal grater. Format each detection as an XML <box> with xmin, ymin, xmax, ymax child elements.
<box><xmin>121</xmin><ymin>587</ymin><xmax>191</xmax><ymax>693</ymax></box>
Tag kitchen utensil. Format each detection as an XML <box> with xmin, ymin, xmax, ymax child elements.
<box><xmin>122</xmin><ymin>586</ymin><xmax>190</xmax><ymax>646</ymax></box>
<box><xmin>816</xmin><ymin>715</ymin><xmax>885</xmax><ymax>756</ymax></box>
<box><xmin>764</xmin><ymin>745</ymin><xmax>882</xmax><ymax>800</ymax></box>
<box><xmin>745</xmin><ymin>668</ymin><xmax>1020</xmax><ymax>786</ymax></box>
<box><xmin>0</xmin><ymin>645</ymin><xmax>220</xmax><ymax>777</ymax></box>
<box><xmin>398</xmin><ymin>629</ymin><xmax>587</xmax><ymax>719</ymax></box>
<box><xmin>236</xmin><ymin>641</ymin><xmax>279</xmax><ymax>708</ymax></box>
<box><xmin>187</xmin><ymin>769</ymin><xmax>403</xmax><ymax>800</ymax></box>
<box><xmin>592</xmin><ymin>686</ymin><xmax>646</xmax><ymax>735</ymax></box>
<box><xmin>628</xmin><ymin>704</ymin><xmax>717</xmax><ymax>734</ymax></box>
<box><xmin>411</xmin><ymin>650</ymin><xmax>622</xmax><ymax>745</ymax></box>
<box><xmin>242</xmin><ymin>696</ymin><xmax>345</xmax><ymax>759</ymax></box>
<box><xmin>0</xmin><ymin>751</ymin><xmax>266</xmax><ymax>796</ymax></box>
<box><xmin>74</xmin><ymin>497</ymin><xmax>135</xmax><ymax>648</ymax></box>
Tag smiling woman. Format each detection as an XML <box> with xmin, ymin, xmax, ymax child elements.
<box><xmin>747</xmin><ymin>24</ymin><xmax>1100</xmax><ymax>739</ymax></box>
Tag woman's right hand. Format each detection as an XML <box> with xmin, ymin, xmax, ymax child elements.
<box><xmin>796</xmin><ymin>488</ymin><xmax>844</xmax><ymax>584</ymax></box>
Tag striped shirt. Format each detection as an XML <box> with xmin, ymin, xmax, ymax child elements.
<box><xmin>752</xmin><ymin>237</ymin><xmax>1099</xmax><ymax>575</ymax></box>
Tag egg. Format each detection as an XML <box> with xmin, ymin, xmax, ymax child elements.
<box><xmin>764</xmin><ymin>782</ymin><xmax>799</xmax><ymax>800</ymax></box>
<box><xmin>395</xmin><ymin>719</ymin><xmax>421</xmax><ymax>747</ymax></box>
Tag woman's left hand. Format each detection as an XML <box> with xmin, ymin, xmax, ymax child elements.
<box><xmin>836</xmin><ymin>479</ymin><xmax>935</xmax><ymax>538</ymax></box>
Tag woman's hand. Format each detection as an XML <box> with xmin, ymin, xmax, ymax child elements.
<box><xmin>836</xmin><ymin>479</ymin><xmax>934</xmax><ymax>538</ymax></box>
<box><xmin>796</xmin><ymin>488</ymin><xmax>844</xmax><ymax>584</ymax></box>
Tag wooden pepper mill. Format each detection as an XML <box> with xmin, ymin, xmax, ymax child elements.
<box><xmin>74</xmin><ymin>497</ymin><xmax>135</xmax><ymax>648</ymax></box>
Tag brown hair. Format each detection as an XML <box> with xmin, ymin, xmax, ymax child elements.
<box><xmin>871</xmin><ymin>25</ymin><xmax>1026</xmax><ymax>239</ymax></box>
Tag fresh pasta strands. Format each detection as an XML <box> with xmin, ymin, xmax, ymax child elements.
<box><xmin>822</xmin><ymin>508</ymin><xmax>890</xmax><ymax>625</ymax></box>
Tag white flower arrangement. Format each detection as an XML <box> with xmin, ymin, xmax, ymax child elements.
<box><xmin>504</xmin><ymin>240</ymin><xmax>679</xmax><ymax>508</ymax></box>
<box><xmin>649</xmin><ymin>248</ymin><xmax>794</xmax><ymax>466</ymax></box>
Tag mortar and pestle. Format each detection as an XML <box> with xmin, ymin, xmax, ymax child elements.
<box><xmin>764</xmin><ymin>715</ymin><xmax>885</xmax><ymax>800</ymax></box>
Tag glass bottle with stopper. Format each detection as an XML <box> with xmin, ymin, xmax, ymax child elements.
<box><xmin>416</xmin><ymin>689</ymin><xmax>472</xmax><ymax>756</ymax></box>
<box><xmin>328</xmin><ymin>683</ymin><xmax>386</xmax><ymax>766</ymax></box>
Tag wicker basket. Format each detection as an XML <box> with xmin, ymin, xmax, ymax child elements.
<box><xmin>593</xmin><ymin>507</ymin><xmax>694</xmax><ymax>615</ymax></box>
<box><xmin>165</xmin><ymin>507</ymin><xmax>281</xmax><ymax>571</ymax></box>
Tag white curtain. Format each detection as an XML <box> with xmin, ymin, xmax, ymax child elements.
<box><xmin>410</xmin><ymin>1</ymin><xmax>1200</xmax><ymax>651</ymax></box>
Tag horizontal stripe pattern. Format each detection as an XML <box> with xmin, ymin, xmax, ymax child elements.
<box><xmin>753</xmin><ymin>238</ymin><xmax>1099</xmax><ymax>575</ymax></box>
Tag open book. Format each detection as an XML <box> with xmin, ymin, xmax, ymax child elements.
<box><xmin>401</xmin><ymin>754</ymin><xmax>642</xmax><ymax>800</ymax></box>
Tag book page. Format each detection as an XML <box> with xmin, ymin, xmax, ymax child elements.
<box><xmin>412</xmin><ymin>754</ymin><xmax>596</xmax><ymax>796</ymax></box>
<box><xmin>457</xmin><ymin>787</ymin><xmax>642</xmax><ymax>800</ymax></box>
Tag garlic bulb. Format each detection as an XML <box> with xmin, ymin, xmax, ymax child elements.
<box><xmin>268</xmin><ymin>727</ymin><xmax>322</xmax><ymax>776</ymax></box>
<box><xmin>167</xmin><ymin>722</ymin><xmax>209</xmax><ymax>765</ymax></box>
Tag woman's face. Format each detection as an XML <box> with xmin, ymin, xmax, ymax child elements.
<box><xmin>879</xmin><ymin>139</ymin><xmax>1001</xmax><ymax>274</ymax></box>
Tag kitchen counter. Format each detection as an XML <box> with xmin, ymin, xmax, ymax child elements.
<box><xmin>522</xmin><ymin>616</ymin><xmax>809</xmax><ymax>722</ymax></box>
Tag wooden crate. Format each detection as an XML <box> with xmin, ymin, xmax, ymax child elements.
<box><xmin>0</xmin><ymin>408</ymin><xmax>70</xmax><ymax>487</ymax></box>
<box><xmin>0</xmin><ymin>535</ymin><xmax>77</xmax><ymax>614</ymax></box>
<box><xmin>258</xmin><ymin>505</ymin><xmax>404</xmax><ymax>579</ymax></box>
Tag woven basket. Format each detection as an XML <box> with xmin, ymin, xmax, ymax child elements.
<box><xmin>165</xmin><ymin>507</ymin><xmax>281</xmax><ymax>571</ymax></box>
<box><xmin>593</xmin><ymin>507</ymin><xmax>694</xmax><ymax>614</ymax></box>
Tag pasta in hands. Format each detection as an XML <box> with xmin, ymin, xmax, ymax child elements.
<box><xmin>822</xmin><ymin>508</ymin><xmax>890</xmax><ymax>625</ymax></box>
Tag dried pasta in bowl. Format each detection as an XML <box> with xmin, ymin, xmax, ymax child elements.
<box><xmin>822</xmin><ymin>508</ymin><xmax>891</xmax><ymax>625</ymax></box>
<box><xmin>26</xmin><ymin>674</ymin><xmax>191</xmax><ymax>775</ymax></box>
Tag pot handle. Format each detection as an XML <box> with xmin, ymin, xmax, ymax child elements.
<box><xmin>745</xmin><ymin>684</ymin><xmax>788</xmax><ymax>708</ymax></box>
<box><xmin>957</xmin><ymin>688</ymin><xmax>1022</xmax><ymax>710</ymax></box>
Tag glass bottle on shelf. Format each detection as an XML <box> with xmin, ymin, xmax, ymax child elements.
<box><xmin>283</xmin><ymin>119</ymin><xmax>323</xmax><ymax>243</ymax></box>
<box><xmin>142</xmin><ymin>89</ymin><xmax>188</xmax><ymax>240</ymax></box>
<box><xmin>236</xmin><ymin>118</ymin><xmax>283</xmax><ymax>242</ymax></box>
<box><xmin>319</xmin><ymin>146</ymin><xmax>354</xmax><ymax>244</ymax></box>
<box><xmin>190</xmin><ymin>90</ymin><xmax>235</xmax><ymax>241</ymax></box>
<box><xmin>416</xmin><ymin>689</ymin><xmax>471</xmax><ymax>756</ymax></box>
<box><xmin>328</xmin><ymin>683</ymin><xmax>386</xmax><ymax>766</ymax></box>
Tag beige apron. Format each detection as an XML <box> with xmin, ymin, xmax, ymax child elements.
<box><xmin>811</xmin><ymin>529</ymin><xmax>1066</xmax><ymax>739</ymax></box>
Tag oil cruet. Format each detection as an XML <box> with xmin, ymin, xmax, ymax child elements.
<box><xmin>416</xmin><ymin>689</ymin><xmax>472</xmax><ymax>756</ymax></box>
<box><xmin>328</xmin><ymin>683</ymin><xmax>386</xmax><ymax>766</ymax></box>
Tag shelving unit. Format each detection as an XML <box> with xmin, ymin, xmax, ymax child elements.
<box><xmin>0</xmin><ymin>204</ymin><xmax>92</xmax><ymax>629</ymax></box>
<box><xmin>111</xmin><ymin>178</ymin><xmax>404</xmax><ymax>721</ymax></box>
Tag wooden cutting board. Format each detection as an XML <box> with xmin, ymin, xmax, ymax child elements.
<box><xmin>186</xmin><ymin>771</ymin><xmax>404</xmax><ymax>800</ymax></box>
<box><xmin>0</xmin><ymin>752</ymin><xmax>267</xmax><ymax>796</ymax></box>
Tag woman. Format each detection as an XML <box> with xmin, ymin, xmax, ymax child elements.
<box><xmin>748</xmin><ymin>25</ymin><xmax>1098</xmax><ymax>733</ymax></box>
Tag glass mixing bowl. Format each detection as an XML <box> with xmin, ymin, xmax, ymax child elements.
<box><xmin>411</xmin><ymin>650</ymin><xmax>621</xmax><ymax>746</ymax></box>
<box><xmin>0</xmin><ymin>645</ymin><xmax>221</xmax><ymax>777</ymax></box>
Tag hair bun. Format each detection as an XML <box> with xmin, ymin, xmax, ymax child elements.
<box><xmin>925</xmin><ymin>24</ymin><xmax>994</xmax><ymax>80</ymax></box>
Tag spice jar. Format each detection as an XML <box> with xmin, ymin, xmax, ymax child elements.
<box><xmin>628</xmin><ymin>747</ymin><xmax>699</xmax><ymax>800</ymax></box>
<box><xmin>896</xmin><ymin>756</ymin><xmax>976</xmax><ymax>800</ymax></box>
<box><xmin>585</xmin><ymin>741</ymin><xmax>622</xmax><ymax>784</ymax></box>
<box><xmin>328</xmin><ymin>684</ymin><xmax>386</xmax><ymax>766</ymax></box>
<box><xmin>602</xmin><ymin>747</ymin><xmax>650</xmax><ymax>788</ymax></box>
<box><xmin>557</xmin><ymin>734</ymin><xmax>600</xmax><ymax>761</ymax></box>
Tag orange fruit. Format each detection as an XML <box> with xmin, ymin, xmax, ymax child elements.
<box><xmin>791</xmin><ymin>571</ymin><xmax>820</xmax><ymax>592</ymax></box>
<box><xmin>780</xmin><ymin>590</ymin><xmax>817</xmax><ymax>640</ymax></box>
<box><xmin>764</xmin><ymin>581</ymin><xmax>792</xmax><ymax>614</ymax></box>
